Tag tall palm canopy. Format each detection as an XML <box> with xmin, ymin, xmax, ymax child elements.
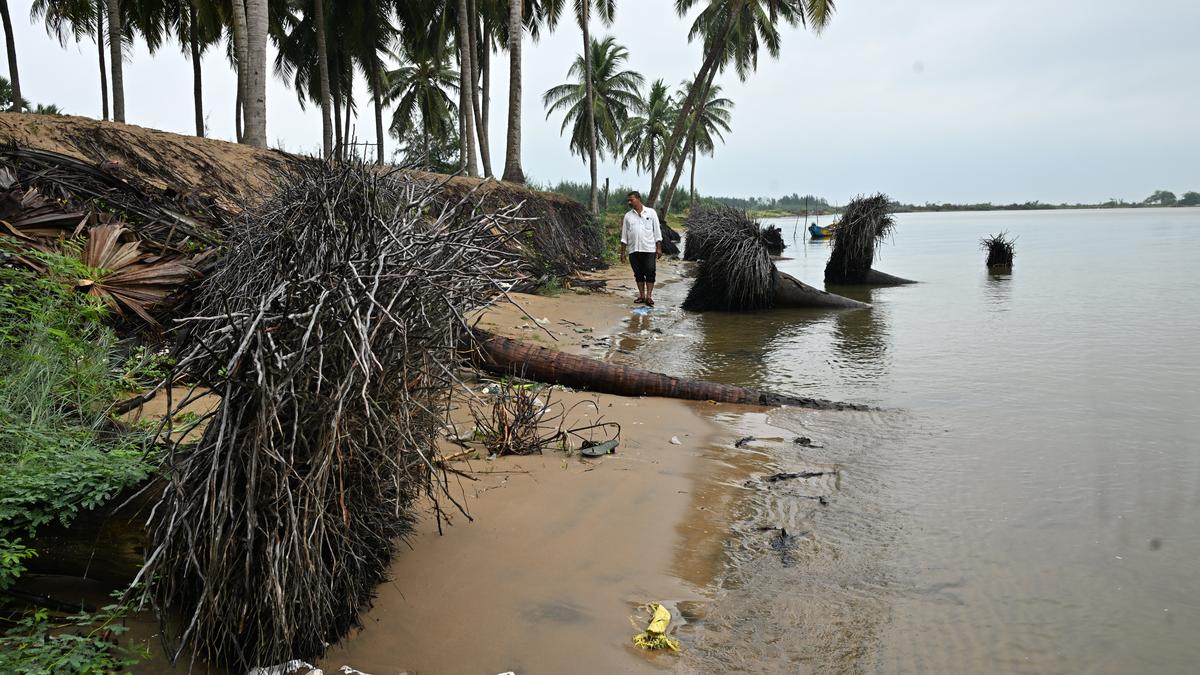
<box><xmin>647</xmin><ymin>0</ymin><xmax>835</xmax><ymax>205</ymax></box>
<box><xmin>621</xmin><ymin>78</ymin><xmax>673</xmax><ymax>174</ymax></box>
<box><xmin>383</xmin><ymin>47</ymin><xmax>459</xmax><ymax>168</ymax></box>
<box><xmin>542</xmin><ymin>35</ymin><xmax>643</xmax><ymax>163</ymax></box>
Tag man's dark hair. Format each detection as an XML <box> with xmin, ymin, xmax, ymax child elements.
<box><xmin>627</xmin><ymin>191</ymin><xmax>642</xmax><ymax>200</ymax></box>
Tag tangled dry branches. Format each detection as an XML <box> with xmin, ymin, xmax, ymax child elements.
<box><xmin>134</xmin><ymin>163</ymin><xmax>525</xmax><ymax>670</ymax></box>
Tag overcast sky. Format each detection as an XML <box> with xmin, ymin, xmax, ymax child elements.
<box><xmin>5</xmin><ymin>0</ymin><xmax>1198</xmax><ymax>204</ymax></box>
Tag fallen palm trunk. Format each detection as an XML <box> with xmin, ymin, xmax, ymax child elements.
<box><xmin>775</xmin><ymin>271</ymin><xmax>870</xmax><ymax>309</ymax></box>
<box><xmin>470</xmin><ymin>331</ymin><xmax>867</xmax><ymax>410</ymax></box>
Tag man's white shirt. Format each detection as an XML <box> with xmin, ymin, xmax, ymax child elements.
<box><xmin>621</xmin><ymin>207</ymin><xmax>663</xmax><ymax>253</ymax></box>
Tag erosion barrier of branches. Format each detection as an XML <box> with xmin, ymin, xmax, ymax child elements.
<box><xmin>824</xmin><ymin>193</ymin><xmax>915</xmax><ymax>285</ymax></box>
<box><xmin>981</xmin><ymin>232</ymin><xmax>1016</xmax><ymax>268</ymax></box>
<box><xmin>131</xmin><ymin>164</ymin><xmax>524</xmax><ymax>670</ymax></box>
<box><xmin>428</xmin><ymin>178</ymin><xmax>605</xmax><ymax>282</ymax></box>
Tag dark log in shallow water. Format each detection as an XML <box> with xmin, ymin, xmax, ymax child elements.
<box><xmin>775</xmin><ymin>271</ymin><xmax>871</xmax><ymax>309</ymax></box>
<box><xmin>471</xmin><ymin>331</ymin><xmax>868</xmax><ymax>410</ymax></box>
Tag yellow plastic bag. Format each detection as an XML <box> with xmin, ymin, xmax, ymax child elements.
<box><xmin>632</xmin><ymin>603</ymin><xmax>681</xmax><ymax>652</ymax></box>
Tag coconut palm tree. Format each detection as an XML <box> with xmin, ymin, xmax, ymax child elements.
<box><xmin>664</xmin><ymin>78</ymin><xmax>732</xmax><ymax>213</ymax></box>
<box><xmin>30</xmin><ymin>0</ymin><xmax>108</xmax><ymax>119</ymax></box>
<box><xmin>542</xmin><ymin>35</ymin><xmax>642</xmax><ymax>170</ymax></box>
<box><xmin>621</xmin><ymin>79</ymin><xmax>673</xmax><ymax>175</ymax></box>
<box><xmin>501</xmin><ymin>0</ymin><xmax>524</xmax><ymax>182</ymax></box>
<box><xmin>383</xmin><ymin>46</ymin><xmax>458</xmax><ymax>168</ymax></box>
<box><xmin>0</xmin><ymin>75</ymin><xmax>26</xmax><ymax>110</ymax></box>
<box><xmin>542</xmin><ymin>0</ymin><xmax>615</xmax><ymax>214</ymax></box>
<box><xmin>2</xmin><ymin>0</ymin><xmax>23</xmax><ymax>111</ymax></box>
<box><xmin>646</xmin><ymin>0</ymin><xmax>835</xmax><ymax>206</ymax></box>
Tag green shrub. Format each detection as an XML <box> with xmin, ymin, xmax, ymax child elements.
<box><xmin>0</xmin><ymin>249</ymin><xmax>154</xmax><ymax>588</ymax></box>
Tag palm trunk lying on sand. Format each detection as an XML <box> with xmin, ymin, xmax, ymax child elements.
<box><xmin>470</xmin><ymin>330</ymin><xmax>868</xmax><ymax>410</ymax></box>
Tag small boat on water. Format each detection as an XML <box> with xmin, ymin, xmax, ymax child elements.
<box><xmin>809</xmin><ymin>222</ymin><xmax>836</xmax><ymax>239</ymax></box>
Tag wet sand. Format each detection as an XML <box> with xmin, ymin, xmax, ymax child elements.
<box><xmin>318</xmin><ymin>260</ymin><xmax>763</xmax><ymax>674</ymax></box>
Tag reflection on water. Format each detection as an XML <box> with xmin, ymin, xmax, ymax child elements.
<box><xmin>637</xmin><ymin>208</ymin><xmax>1200</xmax><ymax>673</ymax></box>
<box><xmin>983</xmin><ymin>269</ymin><xmax>1013</xmax><ymax>312</ymax></box>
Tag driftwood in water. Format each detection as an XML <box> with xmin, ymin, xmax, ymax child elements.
<box><xmin>825</xmin><ymin>193</ymin><xmax>916</xmax><ymax>285</ymax></box>
<box><xmin>471</xmin><ymin>331</ymin><xmax>867</xmax><ymax>410</ymax></box>
<box><xmin>775</xmin><ymin>271</ymin><xmax>870</xmax><ymax>309</ymax></box>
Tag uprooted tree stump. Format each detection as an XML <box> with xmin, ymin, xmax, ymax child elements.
<box><xmin>682</xmin><ymin>206</ymin><xmax>865</xmax><ymax>312</ymax></box>
<box><xmin>824</xmin><ymin>193</ymin><xmax>916</xmax><ymax>285</ymax></box>
<box><xmin>982</xmin><ymin>231</ymin><xmax>1016</xmax><ymax>268</ymax></box>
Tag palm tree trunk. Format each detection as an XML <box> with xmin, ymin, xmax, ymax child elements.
<box><xmin>313</xmin><ymin>0</ymin><xmax>333</xmax><ymax>159</ymax></box>
<box><xmin>422</xmin><ymin>127</ymin><xmax>429</xmax><ymax>167</ymax></box>
<box><xmin>241</xmin><ymin>0</ymin><xmax>268</xmax><ymax>147</ymax></box>
<box><xmin>332</xmin><ymin>73</ymin><xmax>343</xmax><ymax>158</ymax></box>
<box><xmin>106</xmin><ymin>0</ymin><xmax>124</xmax><ymax>122</ymax></box>
<box><xmin>481</xmin><ymin>20</ymin><xmax>491</xmax><ymax>168</ymax></box>
<box><xmin>343</xmin><ymin>73</ymin><xmax>352</xmax><ymax>157</ymax></box>
<box><xmin>96</xmin><ymin>0</ymin><xmax>108</xmax><ymax>120</ymax></box>
<box><xmin>501</xmin><ymin>0</ymin><xmax>524</xmax><ymax>183</ymax></box>
<box><xmin>235</xmin><ymin>85</ymin><xmax>243</xmax><ymax>142</ymax></box>
<box><xmin>664</xmin><ymin>68</ymin><xmax>715</xmax><ymax>216</ymax></box>
<box><xmin>472</xmin><ymin>331</ymin><xmax>838</xmax><ymax>408</ymax></box>
<box><xmin>647</xmin><ymin>9</ymin><xmax>735</xmax><ymax>206</ymax></box>
<box><xmin>188</xmin><ymin>2</ymin><xmax>204</xmax><ymax>137</ymax></box>
<box><xmin>230</xmin><ymin>0</ymin><xmax>249</xmax><ymax>142</ymax></box>
<box><xmin>456</xmin><ymin>0</ymin><xmax>478</xmax><ymax>176</ymax></box>
<box><xmin>469</xmin><ymin>2</ymin><xmax>492</xmax><ymax>177</ymax></box>
<box><xmin>689</xmin><ymin>145</ymin><xmax>697</xmax><ymax>208</ymax></box>
<box><xmin>372</xmin><ymin>59</ymin><xmax>385</xmax><ymax>164</ymax></box>
<box><xmin>580</xmin><ymin>14</ymin><xmax>599</xmax><ymax>215</ymax></box>
<box><xmin>0</xmin><ymin>0</ymin><xmax>20</xmax><ymax>112</ymax></box>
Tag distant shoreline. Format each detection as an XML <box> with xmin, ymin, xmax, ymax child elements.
<box><xmin>746</xmin><ymin>202</ymin><xmax>1199</xmax><ymax>219</ymax></box>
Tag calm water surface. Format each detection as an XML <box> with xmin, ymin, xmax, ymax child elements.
<box><xmin>633</xmin><ymin>208</ymin><xmax>1200</xmax><ymax>673</ymax></box>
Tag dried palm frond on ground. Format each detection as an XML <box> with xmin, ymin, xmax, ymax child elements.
<box><xmin>133</xmin><ymin>163</ymin><xmax>524</xmax><ymax>671</ymax></box>
<box><xmin>824</xmin><ymin>193</ymin><xmax>896</xmax><ymax>284</ymax></box>
<box><xmin>682</xmin><ymin>207</ymin><xmax>778</xmax><ymax>312</ymax></box>
<box><xmin>0</xmin><ymin>152</ymin><xmax>211</xmax><ymax>327</ymax></box>
<box><xmin>981</xmin><ymin>231</ymin><xmax>1016</xmax><ymax>267</ymax></box>
<box><xmin>0</xmin><ymin>146</ymin><xmax>231</xmax><ymax>252</ymax></box>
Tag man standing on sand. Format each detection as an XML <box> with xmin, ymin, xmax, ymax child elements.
<box><xmin>619</xmin><ymin>191</ymin><xmax>664</xmax><ymax>306</ymax></box>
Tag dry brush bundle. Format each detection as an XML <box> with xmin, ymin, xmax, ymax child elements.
<box><xmin>0</xmin><ymin>146</ymin><xmax>230</xmax><ymax>252</ymax></box>
<box><xmin>134</xmin><ymin>163</ymin><xmax>524</xmax><ymax>670</ymax></box>
<box><xmin>464</xmin><ymin>380</ymin><xmax>619</xmax><ymax>457</ymax></box>
<box><xmin>981</xmin><ymin>231</ymin><xmax>1016</xmax><ymax>267</ymax></box>
<box><xmin>825</xmin><ymin>193</ymin><xmax>895</xmax><ymax>284</ymax></box>
<box><xmin>430</xmin><ymin>180</ymin><xmax>605</xmax><ymax>282</ymax></box>
<box><xmin>682</xmin><ymin>207</ymin><xmax>778</xmax><ymax>312</ymax></box>
<box><xmin>681</xmin><ymin>207</ymin><xmax>724</xmax><ymax>261</ymax></box>
<box><xmin>762</xmin><ymin>225</ymin><xmax>786</xmax><ymax>256</ymax></box>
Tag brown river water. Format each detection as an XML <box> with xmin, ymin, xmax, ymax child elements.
<box><xmin>623</xmin><ymin>208</ymin><xmax>1200</xmax><ymax>673</ymax></box>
